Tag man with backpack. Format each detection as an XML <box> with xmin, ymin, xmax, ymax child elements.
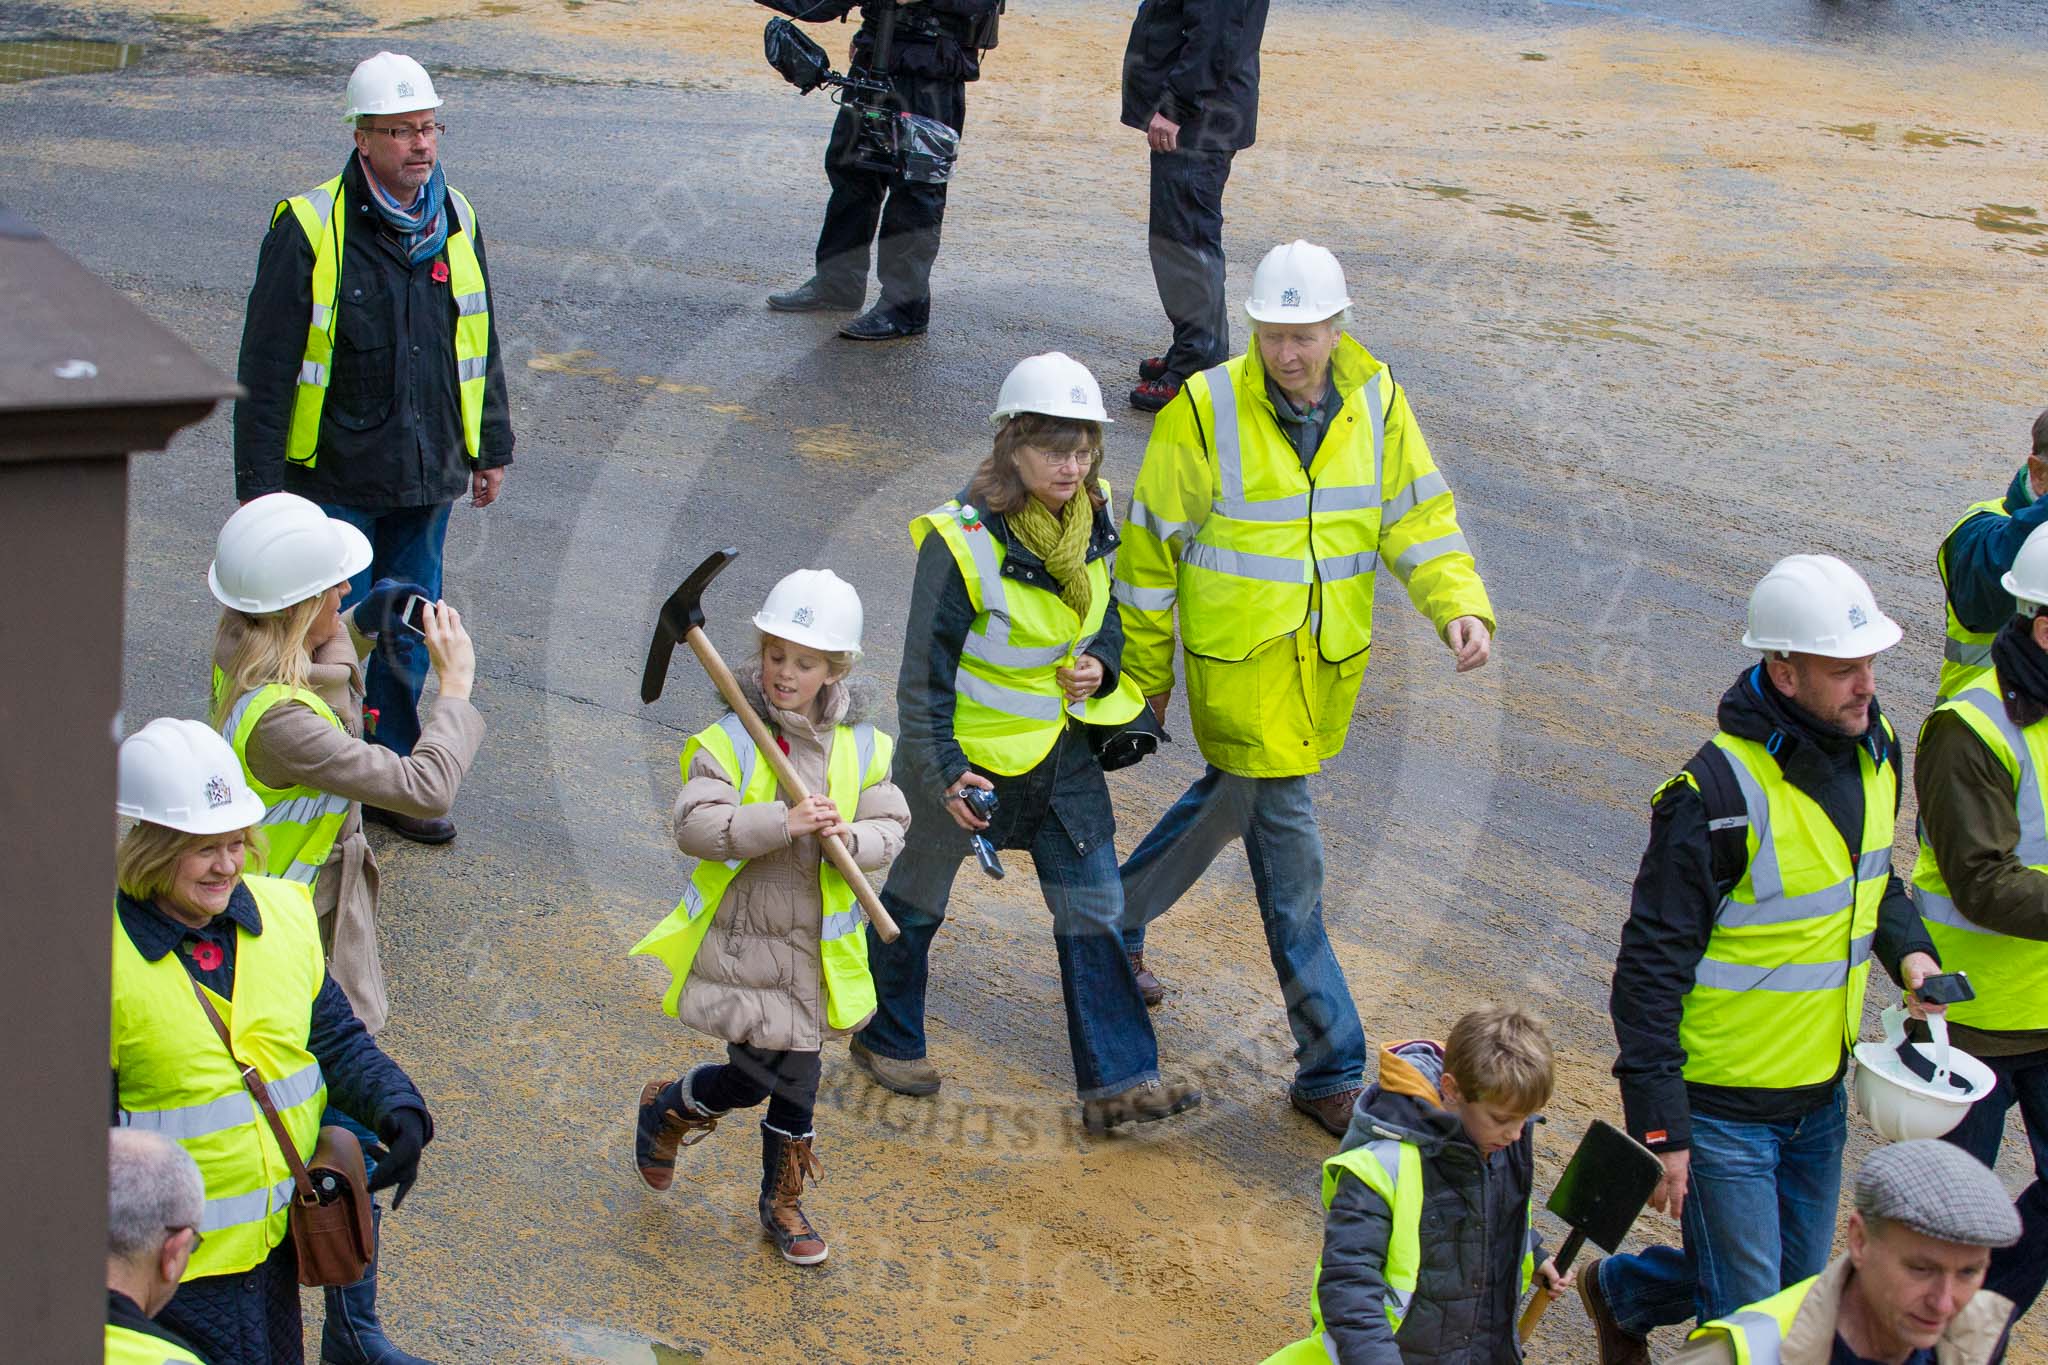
<box><xmin>1580</xmin><ymin>554</ymin><xmax>1944</xmax><ymax>1364</ymax></box>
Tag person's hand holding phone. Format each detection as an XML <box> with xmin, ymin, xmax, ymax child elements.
<box><xmin>354</xmin><ymin>578</ymin><xmax>431</xmax><ymax>639</ymax></box>
<box><xmin>419</xmin><ymin>601</ymin><xmax>475</xmax><ymax>701</ymax></box>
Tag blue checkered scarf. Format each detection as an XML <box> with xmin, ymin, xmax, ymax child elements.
<box><xmin>359</xmin><ymin>154</ymin><xmax>449</xmax><ymax>266</ymax></box>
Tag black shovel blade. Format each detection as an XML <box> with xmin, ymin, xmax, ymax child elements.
<box><xmin>1546</xmin><ymin>1119</ymin><xmax>1664</xmax><ymax>1254</ymax></box>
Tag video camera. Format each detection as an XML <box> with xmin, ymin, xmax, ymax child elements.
<box><xmin>762</xmin><ymin>12</ymin><xmax>961</xmax><ymax>184</ymax></box>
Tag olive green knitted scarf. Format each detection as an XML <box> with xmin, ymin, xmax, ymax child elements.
<box><xmin>1009</xmin><ymin>494</ymin><xmax>1094</xmax><ymax>620</ymax></box>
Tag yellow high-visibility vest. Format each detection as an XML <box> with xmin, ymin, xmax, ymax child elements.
<box><xmin>1688</xmin><ymin>1274</ymin><xmax>1819</xmax><ymax>1362</ymax></box>
<box><xmin>272</xmin><ymin>173</ymin><xmax>490</xmax><ymax>466</ymax></box>
<box><xmin>112</xmin><ymin>876</ymin><xmax>328</xmax><ymax>1280</ymax></box>
<box><xmin>910</xmin><ymin>483</ymin><xmax>1144</xmax><ymax>776</ymax></box>
<box><xmin>218</xmin><ymin>681</ymin><xmax>351</xmax><ymax>888</ymax></box>
<box><xmin>1913</xmin><ymin>682</ymin><xmax>2048</xmax><ymax>1031</ymax></box>
<box><xmin>1675</xmin><ymin>721</ymin><xmax>1895</xmax><ymax>1090</ymax></box>
<box><xmin>105</xmin><ymin>1322</ymin><xmax>211</xmax><ymax>1364</ymax></box>
<box><xmin>630</xmin><ymin>713</ymin><xmax>892</xmax><ymax>1030</ymax></box>
<box><xmin>1937</xmin><ymin>497</ymin><xmax>2009</xmax><ymax>702</ymax></box>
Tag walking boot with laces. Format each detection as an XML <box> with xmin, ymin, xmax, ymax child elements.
<box><xmin>1129</xmin><ymin>951</ymin><xmax>1165</xmax><ymax>1008</ymax></box>
<box><xmin>759</xmin><ymin>1124</ymin><xmax>829</xmax><ymax>1266</ymax></box>
<box><xmin>320</xmin><ymin>1206</ymin><xmax>435</xmax><ymax>1365</ymax></box>
<box><xmin>1290</xmin><ymin>1085</ymin><xmax>1363</xmax><ymax>1139</ymax></box>
<box><xmin>1578</xmin><ymin>1257</ymin><xmax>1652</xmax><ymax>1365</ymax></box>
<box><xmin>635</xmin><ymin>1064</ymin><xmax>722</xmax><ymax>1191</ymax></box>
<box><xmin>848</xmin><ymin>1037</ymin><xmax>941</xmax><ymax>1096</ymax></box>
<box><xmin>1081</xmin><ymin>1077</ymin><xmax>1202</xmax><ymax>1136</ymax></box>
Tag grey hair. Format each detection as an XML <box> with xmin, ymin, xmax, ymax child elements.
<box><xmin>108</xmin><ymin>1128</ymin><xmax>204</xmax><ymax>1260</ymax></box>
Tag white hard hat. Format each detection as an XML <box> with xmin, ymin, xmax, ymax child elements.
<box><xmin>1740</xmin><ymin>553</ymin><xmax>1903</xmax><ymax>659</ymax></box>
<box><xmin>208</xmin><ymin>493</ymin><xmax>373</xmax><ymax>615</ymax></box>
<box><xmin>1245</xmin><ymin>240</ymin><xmax>1351</xmax><ymax>325</ymax></box>
<box><xmin>1853</xmin><ymin>1005</ymin><xmax>1996</xmax><ymax>1143</ymax></box>
<box><xmin>754</xmin><ymin>569</ymin><xmax>864</xmax><ymax>659</ymax></box>
<box><xmin>2002</xmin><ymin>522</ymin><xmax>2048</xmax><ymax>610</ymax></box>
<box><xmin>991</xmin><ymin>352</ymin><xmax>1112</xmax><ymax>428</ymax></box>
<box><xmin>343</xmin><ymin>52</ymin><xmax>442</xmax><ymax>124</ymax></box>
<box><xmin>117</xmin><ymin>718</ymin><xmax>267</xmax><ymax>835</ymax></box>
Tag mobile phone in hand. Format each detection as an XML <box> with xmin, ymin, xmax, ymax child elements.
<box><xmin>398</xmin><ymin>595</ymin><xmax>428</xmax><ymax>639</ymax></box>
<box><xmin>1914</xmin><ymin>971</ymin><xmax>1975</xmax><ymax>1006</ymax></box>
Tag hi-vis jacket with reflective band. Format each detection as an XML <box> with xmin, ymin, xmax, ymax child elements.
<box><xmin>1262</xmin><ymin>1136</ymin><xmax>1534</xmax><ymax>1363</ymax></box>
<box><xmin>112</xmin><ymin>875</ymin><xmax>327</xmax><ymax>1280</ymax></box>
<box><xmin>105</xmin><ymin>1324</ymin><xmax>209</xmax><ymax>1365</ymax></box>
<box><xmin>1937</xmin><ymin>498</ymin><xmax>2009</xmax><ymax>702</ymax></box>
<box><xmin>1668</xmin><ymin>720</ymin><xmax>1896</xmax><ymax>1090</ymax></box>
<box><xmin>1688</xmin><ymin>1274</ymin><xmax>1817</xmax><ymax>1364</ymax></box>
<box><xmin>909</xmin><ymin>483</ymin><xmax>1145</xmax><ymax>776</ymax></box>
<box><xmin>273</xmin><ymin>173</ymin><xmax>490</xmax><ymax>467</ymax></box>
<box><xmin>1114</xmin><ymin>335</ymin><xmax>1492</xmax><ymax>776</ymax></box>
<box><xmin>1912</xmin><ymin>682</ymin><xmax>2048</xmax><ymax>1031</ymax></box>
<box><xmin>630</xmin><ymin>713</ymin><xmax>892</xmax><ymax>1031</ymax></box>
<box><xmin>218</xmin><ymin>680</ymin><xmax>352</xmax><ymax>888</ymax></box>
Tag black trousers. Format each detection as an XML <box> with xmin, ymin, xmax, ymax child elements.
<box><xmin>691</xmin><ymin>1042</ymin><xmax>822</xmax><ymax>1136</ymax></box>
<box><xmin>1148</xmin><ymin>146</ymin><xmax>1236</xmax><ymax>379</ymax></box>
<box><xmin>813</xmin><ymin>75</ymin><xmax>967</xmax><ymax>322</ymax></box>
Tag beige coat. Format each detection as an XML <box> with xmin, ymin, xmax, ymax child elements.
<box><xmin>1669</xmin><ymin>1253</ymin><xmax>2012</xmax><ymax>1365</ymax></box>
<box><xmin>212</xmin><ymin>612</ymin><xmax>484</xmax><ymax>1033</ymax></box>
<box><xmin>672</xmin><ymin>676</ymin><xmax>909</xmax><ymax>1053</ymax></box>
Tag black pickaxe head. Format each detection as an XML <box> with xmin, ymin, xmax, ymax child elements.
<box><xmin>641</xmin><ymin>548</ymin><xmax>738</xmax><ymax>704</ymax></box>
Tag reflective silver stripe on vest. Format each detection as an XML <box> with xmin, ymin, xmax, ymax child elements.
<box><xmin>1203</xmin><ymin>364</ymin><xmax>1315</xmax><ymax>523</ymax></box>
<box><xmin>219</xmin><ymin>687</ymin><xmax>264</xmax><ymax>739</ymax></box>
<box><xmin>1694</xmin><ymin>933</ymin><xmax>1873</xmax><ymax>993</ymax></box>
<box><xmin>199</xmin><ymin>1175</ymin><xmax>298</xmax><ymax>1234</ymax></box>
<box><xmin>1182</xmin><ymin>540</ymin><xmax>1309</xmax><ymax>583</ymax></box>
<box><xmin>1709</xmin><ymin>751</ymin><xmax>1871</xmax><ymax>930</ymax></box>
<box><xmin>310</xmin><ymin>303</ymin><xmax>333</xmax><ymax>328</ymax></box>
<box><xmin>257</xmin><ymin>791</ymin><xmax>352</xmax><ymax>830</ymax></box>
<box><xmin>955</xmin><ymin>670</ymin><xmax>1066</xmax><ymax>721</ymax></box>
<box><xmin>1126</xmin><ymin>498</ymin><xmax>1194</xmax><ymax>547</ymax></box>
<box><xmin>1220</xmin><ymin>492</ymin><xmax>1310</xmax><ymax>522</ymax></box>
<box><xmin>1856</xmin><ymin>847</ymin><xmax>1892</xmax><ymax>881</ymax></box>
<box><xmin>964</xmin><ymin>631</ymin><xmax>1069</xmax><ymax>669</ymax></box>
<box><xmin>681</xmin><ymin>880</ymin><xmax>708</xmax><ymax>917</ymax></box>
<box><xmin>1113</xmin><ymin>580</ymin><xmax>1176</xmax><ymax>612</ymax></box>
<box><xmin>1320</xmin><ymin>1335</ymin><xmax>1341</xmax><ymax>1364</ymax></box>
<box><xmin>1952</xmin><ymin>688</ymin><xmax>2048</xmax><ymax>867</ymax></box>
<box><xmin>1315</xmin><ymin>551</ymin><xmax>1381</xmax><ymax>582</ymax></box>
<box><xmin>298</xmin><ymin>360</ymin><xmax>329</xmax><ymax>388</ymax></box>
<box><xmin>456</xmin><ymin>356</ymin><xmax>488</xmax><ymax>383</ymax></box>
<box><xmin>448</xmin><ymin>189</ymin><xmax>475</xmax><ymax>237</ymax></box>
<box><xmin>1359</xmin><ymin>1137</ymin><xmax>1414</xmax><ymax>1323</ymax></box>
<box><xmin>302</xmin><ymin>185</ymin><xmax>336</xmax><ymax>226</ymax></box>
<box><xmin>953</xmin><ymin>515</ymin><xmax>1013</xmax><ymax>643</ymax></box>
<box><xmin>1945</xmin><ymin>636</ymin><xmax>1995</xmax><ymax>667</ymax></box>
<box><xmin>1391</xmin><ymin>531</ymin><xmax>1471</xmax><ymax>578</ymax></box>
<box><xmin>852</xmin><ymin>722</ymin><xmax>878</xmax><ymax>784</ymax></box>
<box><xmin>822</xmin><ymin>908</ymin><xmax>864</xmax><ymax>942</ymax></box>
<box><xmin>1717</xmin><ymin>1309</ymin><xmax>1785</xmax><ymax>1365</ymax></box>
<box><xmin>1916</xmin><ymin>887</ymin><xmax>1997</xmax><ymax>936</ymax></box>
<box><xmin>453</xmin><ymin>290</ymin><xmax>489</xmax><ymax>317</ymax></box>
<box><xmin>716</xmin><ymin>714</ymin><xmax>759</xmax><ymax>794</ymax></box>
<box><xmin>125</xmin><ymin>1061</ymin><xmax>325</xmax><ymax>1139</ymax></box>
<box><xmin>1312</xmin><ymin>484</ymin><xmax>1378</xmax><ymax>514</ymax></box>
<box><xmin>1380</xmin><ymin>470</ymin><xmax>1448</xmax><ymax>530</ymax></box>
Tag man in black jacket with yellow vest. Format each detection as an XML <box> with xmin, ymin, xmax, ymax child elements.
<box><xmin>1581</xmin><ymin>554</ymin><xmax>1943</xmax><ymax>1365</ymax></box>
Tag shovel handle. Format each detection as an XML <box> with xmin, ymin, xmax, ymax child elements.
<box><xmin>1516</xmin><ymin>1227</ymin><xmax>1586</xmax><ymax>1345</ymax></box>
<box><xmin>685</xmin><ymin>626</ymin><xmax>901</xmax><ymax>943</ymax></box>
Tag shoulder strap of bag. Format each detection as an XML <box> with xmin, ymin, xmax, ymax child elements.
<box><xmin>188</xmin><ymin>977</ymin><xmax>317</xmax><ymax>1204</ymax></box>
<box><xmin>1687</xmin><ymin>743</ymin><xmax>1751</xmax><ymax>898</ymax></box>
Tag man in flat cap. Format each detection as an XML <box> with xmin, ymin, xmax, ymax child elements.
<box><xmin>1672</xmin><ymin>1140</ymin><xmax>2020</xmax><ymax>1365</ymax></box>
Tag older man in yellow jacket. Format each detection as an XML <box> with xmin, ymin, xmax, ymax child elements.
<box><xmin>1114</xmin><ymin>240</ymin><xmax>1496</xmax><ymax>1136</ymax></box>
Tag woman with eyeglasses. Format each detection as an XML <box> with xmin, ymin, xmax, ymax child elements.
<box><xmin>848</xmin><ymin>353</ymin><xmax>1200</xmax><ymax>1135</ymax></box>
<box><xmin>110</xmin><ymin>719</ymin><xmax>430</xmax><ymax>1365</ymax></box>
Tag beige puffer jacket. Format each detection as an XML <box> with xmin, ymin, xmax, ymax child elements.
<box><xmin>672</xmin><ymin>675</ymin><xmax>909</xmax><ymax>1053</ymax></box>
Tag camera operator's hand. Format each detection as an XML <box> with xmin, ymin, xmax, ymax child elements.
<box><xmin>420</xmin><ymin>602</ymin><xmax>476</xmax><ymax>702</ymax></box>
<box><xmin>943</xmin><ymin>771</ymin><xmax>995</xmax><ymax>832</ymax></box>
<box><xmin>1147</xmin><ymin>112</ymin><xmax>1181</xmax><ymax>155</ymax></box>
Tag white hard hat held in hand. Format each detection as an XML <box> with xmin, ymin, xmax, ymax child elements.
<box><xmin>1740</xmin><ymin>553</ymin><xmax>1903</xmax><ymax>658</ymax></box>
<box><xmin>1245</xmin><ymin>240</ymin><xmax>1351</xmax><ymax>325</ymax></box>
<box><xmin>1853</xmin><ymin>1005</ymin><xmax>1996</xmax><ymax>1143</ymax></box>
<box><xmin>991</xmin><ymin>352</ymin><xmax>1112</xmax><ymax>427</ymax></box>
<box><xmin>209</xmin><ymin>493</ymin><xmax>373</xmax><ymax>615</ymax></box>
<box><xmin>117</xmin><ymin>718</ymin><xmax>267</xmax><ymax>834</ymax></box>
<box><xmin>755</xmin><ymin>569</ymin><xmax>865</xmax><ymax>658</ymax></box>
<box><xmin>2002</xmin><ymin>522</ymin><xmax>2048</xmax><ymax>609</ymax></box>
<box><xmin>343</xmin><ymin>52</ymin><xmax>443</xmax><ymax>124</ymax></box>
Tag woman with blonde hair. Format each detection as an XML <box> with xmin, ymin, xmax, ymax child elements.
<box><xmin>111</xmin><ymin>718</ymin><xmax>430</xmax><ymax>1364</ymax></box>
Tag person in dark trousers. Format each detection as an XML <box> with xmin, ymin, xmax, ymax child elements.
<box><xmin>766</xmin><ymin>0</ymin><xmax>1001</xmax><ymax>340</ymax></box>
<box><xmin>1121</xmin><ymin>0</ymin><xmax>1271</xmax><ymax>412</ymax></box>
<box><xmin>234</xmin><ymin>53</ymin><xmax>513</xmax><ymax>846</ymax></box>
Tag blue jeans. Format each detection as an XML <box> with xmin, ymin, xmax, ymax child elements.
<box><xmin>320</xmin><ymin>501</ymin><xmax>452</xmax><ymax>758</ymax></box>
<box><xmin>1599</xmin><ymin>1085</ymin><xmax>1848</xmax><ymax>1334</ymax></box>
<box><xmin>1944</xmin><ymin>1047</ymin><xmax>2048</xmax><ymax>1319</ymax></box>
<box><xmin>323</xmin><ymin>1105</ymin><xmax>381</xmax><ymax>1182</ymax></box>
<box><xmin>1119</xmin><ymin>766</ymin><xmax>1367</xmax><ymax>1098</ymax></box>
<box><xmin>861</xmin><ymin>813</ymin><xmax>1161</xmax><ymax>1100</ymax></box>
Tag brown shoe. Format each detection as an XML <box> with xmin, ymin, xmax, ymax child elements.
<box><xmin>848</xmin><ymin>1038</ymin><xmax>941</xmax><ymax>1096</ymax></box>
<box><xmin>1130</xmin><ymin>951</ymin><xmax>1165</xmax><ymax>1008</ymax></box>
<box><xmin>1081</xmin><ymin>1077</ymin><xmax>1202</xmax><ymax>1136</ymax></box>
<box><xmin>1578</xmin><ymin>1257</ymin><xmax>1651</xmax><ymax>1365</ymax></box>
<box><xmin>635</xmin><ymin>1075</ymin><xmax>718</xmax><ymax>1191</ymax></box>
<box><xmin>1290</xmin><ymin>1085</ymin><xmax>1362</xmax><ymax>1138</ymax></box>
<box><xmin>362</xmin><ymin>804</ymin><xmax>456</xmax><ymax>845</ymax></box>
<box><xmin>759</xmin><ymin>1126</ymin><xmax>828</xmax><ymax>1265</ymax></box>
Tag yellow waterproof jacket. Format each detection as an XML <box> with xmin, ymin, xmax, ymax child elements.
<box><xmin>1115</xmin><ymin>335</ymin><xmax>1493</xmax><ymax>776</ymax></box>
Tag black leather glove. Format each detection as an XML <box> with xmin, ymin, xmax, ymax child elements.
<box><xmin>354</xmin><ymin>578</ymin><xmax>430</xmax><ymax>640</ymax></box>
<box><xmin>365</xmin><ymin>1107</ymin><xmax>429</xmax><ymax>1209</ymax></box>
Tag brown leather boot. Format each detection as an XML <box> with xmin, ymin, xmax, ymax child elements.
<box><xmin>1129</xmin><ymin>952</ymin><xmax>1164</xmax><ymax>1008</ymax></box>
<box><xmin>634</xmin><ymin>1068</ymin><xmax>719</xmax><ymax>1191</ymax></box>
<box><xmin>1289</xmin><ymin>1085</ymin><xmax>1363</xmax><ymax>1138</ymax></box>
<box><xmin>848</xmin><ymin>1037</ymin><xmax>941</xmax><ymax>1096</ymax></box>
<box><xmin>759</xmin><ymin>1125</ymin><xmax>828</xmax><ymax>1265</ymax></box>
<box><xmin>1578</xmin><ymin>1257</ymin><xmax>1651</xmax><ymax>1365</ymax></box>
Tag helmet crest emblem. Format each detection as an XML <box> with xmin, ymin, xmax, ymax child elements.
<box><xmin>792</xmin><ymin>606</ymin><xmax>815</xmax><ymax>627</ymax></box>
<box><xmin>1281</xmin><ymin>287</ymin><xmax>1301</xmax><ymax>307</ymax></box>
<box><xmin>1847</xmin><ymin>605</ymin><xmax>1868</xmax><ymax>629</ymax></box>
<box><xmin>1070</xmin><ymin>385</ymin><xmax>1085</xmax><ymax>403</ymax></box>
<box><xmin>395</xmin><ymin>80</ymin><xmax>413</xmax><ymax>98</ymax></box>
<box><xmin>205</xmin><ymin>775</ymin><xmax>233</xmax><ymax>809</ymax></box>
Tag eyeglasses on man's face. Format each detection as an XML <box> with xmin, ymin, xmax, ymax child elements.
<box><xmin>362</xmin><ymin>122</ymin><xmax>445</xmax><ymax>143</ymax></box>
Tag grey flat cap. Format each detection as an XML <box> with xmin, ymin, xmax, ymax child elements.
<box><xmin>1855</xmin><ymin>1141</ymin><xmax>2020</xmax><ymax>1248</ymax></box>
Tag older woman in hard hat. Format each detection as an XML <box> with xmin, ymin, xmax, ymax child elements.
<box><xmin>849</xmin><ymin>352</ymin><xmax>1201</xmax><ymax>1135</ymax></box>
<box><xmin>208</xmin><ymin>491</ymin><xmax>484</xmax><ymax>1035</ymax></box>
<box><xmin>112</xmin><ymin>719</ymin><xmax>431</xmax><ymax>1365</ymax></box>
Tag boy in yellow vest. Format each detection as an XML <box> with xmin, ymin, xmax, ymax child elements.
<box><xmin>628</xmin><ymin>570</ymin><xmax>909</xmax><ymax>1265</ymax></box>
<box><xmin>1266</xmin><ymin>1007</ymin><xmax>1569</xmax><ymax>1363</ymax></box>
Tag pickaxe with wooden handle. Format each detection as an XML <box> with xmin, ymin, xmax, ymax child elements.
<box><xmin>641</xmin><ymin>548</ymin><xmax>900</xmax><ymax>943</ymax></box>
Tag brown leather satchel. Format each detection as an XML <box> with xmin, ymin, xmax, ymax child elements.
<box><xmin>189</xmin><ymin>980</ymin><xmax>376</xmax><ymax>1286</ymax></box>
